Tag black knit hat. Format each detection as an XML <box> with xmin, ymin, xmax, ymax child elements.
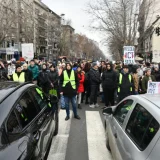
<box><xmin>123</xmin><ymin>65</ymin><xmax>129</xmax><ymax>69</ymax></box>
<box><xmin>16</xmin><ymin>64</ymin><xmax>21</xmax><ymax>69</ymax></box>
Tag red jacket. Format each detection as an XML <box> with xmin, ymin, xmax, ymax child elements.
<box><xmin>77</xmin><ymin>72</ymin><xmax>85</xmax><ymax>93</ymax></box>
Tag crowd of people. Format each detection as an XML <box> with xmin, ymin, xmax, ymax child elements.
<box><xmin>0</xmin><ymin>58</ymin><xmax>159</xmax><ymax>121</ymax></box>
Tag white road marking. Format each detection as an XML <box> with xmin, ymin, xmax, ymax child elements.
<box><xmin>47</xmin><ymin>110</ymin><xmax>72</xmax><ymax>160</ymax></box>
<box><xmin>86</xmin><ymin>111</ymin><xmax>112</xmax><ymax>160</ymax></box>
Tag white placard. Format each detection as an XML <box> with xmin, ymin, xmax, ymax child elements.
<box><xmin>147</xmin><ymin>82</ymin><xmax>160</xmax><ymax>94</ymax></box>
<box><xmin>123</xmin><ymin>46</ymin><xmax>135</xmax><ymax>64</ymax></box>
<box><xmin>22</xmin><ymin>43</ymin><xmax>34</xmax><ymax>61</ymax></box>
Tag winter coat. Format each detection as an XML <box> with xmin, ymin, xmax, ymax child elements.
<box><xmin>142</xmin><ymin>75</ymin><xmax>156</xmax><ymax>93</ymax></box>
<box><xmin>102</xmin><ymin>69</ymin><xmax>117</xmax><ymax>89</ymax></box>
<box><xmin>59</xmin><ymin>69</ymin><xmax>79</xmax><ymax>97</ymax></box>
<box><xmin>22</xmin><ymin>69</ymin><xmax>33</xmax><ymax>82</ymax></box>
<box><xmin>28</xmin><ymin>65</ymin><xmax>39</xmax><ymax>80</ymax></box>
<box><xmin>38</xmin><ymin>70</ymin><xmax>50</xmax><ymax>89</ymax></box>
<box><xmin>77</xmin><ymin>72</ymin><xmax>85</xmax><ymax>93</ymax></box>
<box><xmin>88</xmin><ymin>68</ymin><xmax>101</xmax><ymax>86</ymax></box>
<box><xmin>48</xmin><ymin>70</ymin><xmax>59</xmax><ymax>89</ymax></box>
<box><xmin>152</xmin><ymin>71</ymin><xmax>160</xmax><ymax>81</ymax></box>
<box><xmin>132</xmin><ymin>73</ymin><xmax>139</xmax><ymax>92</ymax></box>
<box><xmin>0</xmin><ymin>67</ymin><xmax>8</xmax><ymax>81</ymax></box>
<box><xmin>118</xmin><ymin>71</ymin><xmax>134</xmax><ymax>95</ymax></box>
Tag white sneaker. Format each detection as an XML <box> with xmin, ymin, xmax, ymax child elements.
<box><xmin>95</xmin><ymin>103</ymin><xmax>100</xmax><ymax>108</ymax></box>
<box><xmin>89</xmin><ymin>104</ymin><xmax>95</xmax><ymax>108</ymax></box>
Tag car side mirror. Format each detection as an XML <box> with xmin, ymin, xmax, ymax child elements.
<box><xmin>103</xmin><ymin>107</ymin><xmax>113</xmax><ymax>116</ymax></box>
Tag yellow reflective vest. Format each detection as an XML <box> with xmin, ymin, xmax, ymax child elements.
<box><xmin>118</xmin><ymin>73</ymin><xmax>132</xmax><ymax>93</ymax></box>
<box><xmin>63</xmin><ymin>70</ymin><xmax>76</xmax><ymax>89</ymax></box>
<box><xmin>13</xmin><ymin>72</ymin><xmax>25</xmax><ymax>82</ymax></box>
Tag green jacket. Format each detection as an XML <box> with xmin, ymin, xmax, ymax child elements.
<box><xmin>142</xmin><ymin>75</ymin><xmax>156</xmax><ymax>92</ymax></box>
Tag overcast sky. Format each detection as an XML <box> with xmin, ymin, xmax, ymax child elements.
<box><xmin>42</xmin><ymin>0</ymin><xmax>107</xmax><ymax>54</ymax></box>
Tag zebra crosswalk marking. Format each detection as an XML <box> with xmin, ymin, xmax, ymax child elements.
<box><xmin>86</xmin><ymin>111</ymin><xmax>112</xmax><ymax>160</ymax></box>
<box><xmin>47</xmin><ymin>110</ymin><xmax>72</xmax><ymax>160</ymax></box>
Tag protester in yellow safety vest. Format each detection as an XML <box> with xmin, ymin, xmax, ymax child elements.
<box><xmin>10</xmin><ymin>65</ymin><xmax>26</xmax><ymax>83</ymax></box>
<box><xmin>60</xmin><ymin>62</ymin><xmax>80</xmax><ymax>121</ymax></box>
<box><xmin>118</xmin><ymin>65</ymin><xmax>134</xmax><ymax>102</ymax></box>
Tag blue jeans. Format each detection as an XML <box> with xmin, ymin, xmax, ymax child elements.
<box><xmin>64</xmin><ymin>96</ymin><xmax>77</xmax><ymax>117</ymax></box>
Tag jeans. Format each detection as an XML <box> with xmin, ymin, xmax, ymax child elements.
<box><xmin>64</xmin><ymin>96</ymin><xmax>77</xmax><ymax>117</ymax></box>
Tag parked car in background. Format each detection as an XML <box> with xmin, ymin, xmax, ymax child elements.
<box><xmin>0</xmin><ymin>82</ymin><xmax>59</xmax><ymax>160</ymax></box>
<box><xmin>103</xmin><ymin>94</ymin><xmax>160</xmax><ymax>160</ymax></box>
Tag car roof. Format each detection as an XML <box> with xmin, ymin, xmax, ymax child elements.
<box><xmin>0</xmin><ymin>81</ymin><xmax>34</xmax><ymax>103</ymax></box>
<box><xmin>139</xmin><ymin>94</ymin><xmax>160</xmax><ymax>109</ymax></box>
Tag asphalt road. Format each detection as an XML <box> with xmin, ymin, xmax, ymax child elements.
<box><xmin>47</xmin><ymin>102</ymin><xmax>113</xmax><ymax>160</ymax></box>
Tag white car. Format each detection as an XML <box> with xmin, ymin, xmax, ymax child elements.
<box><xmin>103</xmin><ymin>94</ymin><xmax>160</xmax><ymax>160</ymax></box>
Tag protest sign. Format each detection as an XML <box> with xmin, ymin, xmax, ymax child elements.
<box><xmin>123</xmin><ymin>46</ymin><xmax>135</xmax><ymax>64</ymax></box>
<box><xmin>22</xmin><ymin>43</ymin><xmax>34</xmax><ymax>61</ymax></box>
<box><xmin>147</xmin><ymin>82</ymin><xmax>160</xmax><ymax>94</ymax></box>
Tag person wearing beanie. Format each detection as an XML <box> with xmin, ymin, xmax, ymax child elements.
<box><xmin>38</xmin><ymin>64</ymin><xmax>50</xmax><ymax>94</ymax></box>
<box><xmin>48</xmin><ymin>64</ymin><xmax>59</xmax><ymax>96</ymax></box>
<box><xmin>59</xmin><ymin>63</ymin><xmax>81</xmax><ymax>121</ymax></box>
<box><xmin>142</xmin><ymin>68</ymin><xmax>156</xmax><ymax>93</ymax></box>
<box><xmin>22</xmin><ymin>63</ymin><xmax>33</xmax><ymax>82</ymax></box>
<box><xmin>88</xmin><ymin>62</ymin><xmax>101</xmax><ymax>108</ymax></box>
<box><xmin>102</xmin><ymin>63</ymin><xmax>117</xmax><ymax>107</ymax></box>
<box><xmin>28</xmin><ymin>60</ymin><xmax>39</xmax><ymax>85</ymax></box>
<box><xmin>118</xmin><ymin>65</ymin><xmax>134</xmax><ymax>102</ymax></box>
<box><xmin>132</xmin><ymin>65</ymin><xmax>139</xmax><ymax>95</ymax></box>
<box><xmin>77</xmin><ymin>66</ymin><xmax>85</xmax><ymax>109</ymax></box>
<box><xmin>10</xmin><ymin>65</ymin><xmax>26</xmax><ymax>82</ymax></box>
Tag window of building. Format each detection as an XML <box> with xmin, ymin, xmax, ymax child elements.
<box><xmin>114</xmin><ymin>100</ymin><xmax>133</xmax><ymax>124</ymax></box>
<box><xmin>14</xmin><ymin>92</ymin><xmax>38</xmax><ymax>128</ymax></box>
<box><xmin>126</xmin><ymin>104</ymin><xmax>159</xmax><ymax>150</ymax></box>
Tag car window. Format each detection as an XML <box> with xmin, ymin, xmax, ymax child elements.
<box><xmin>7</xmin><ymin>111</ymin><xmax>21</xmax><ymax>133</ymax></box>
<box><xmin>114</xmin><ymin>100</ymin><xmax>133</xmax><ymax>124</ymax></box>
<box><xmin>126</xmin><ymin>104</ymin><xmax>159</xmax><ymax>150</ymax></box>
<box><xmin>29</xmin><ymin>87</ymin><xmax>48</xmax><ymax>110</ymax></box>
<box><xmin>14</xmin><ymin>92</ymin><xmax>39</xmax><ymax>128</ymax></box>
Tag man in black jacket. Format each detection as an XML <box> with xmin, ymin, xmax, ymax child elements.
<box><xmin>60</xmin><ymin>63</ymin><xmax>80</xmax><ymax>121</ymax></box>
<box><xmin>102</xmin><ymin>63</ymin><xmax>117</xmax><ymax>107</ymax></box>
<box><xmin>118</xmin><ymin>65</ymin><xmax>134</xmax><ymax>102</ymax></box>
<box><xmin>22</xmin><ymin>63</ymin><xmax>33</xmax><ymax>82</ymax></box>
<box><xmin>88</xmin><ymin>62</ymin><xmax>101</xmax><ymax>108</ymax></box>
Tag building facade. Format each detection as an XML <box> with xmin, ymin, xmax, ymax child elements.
<box><xmin>138</xmin><ymin>0</ymin><xmax>160</xmax><ymax>61</ymax></box>
<box><xmin>60</xmin><ymin>25</ymin><xmax>75</xmax><ymax>57</ymax></box>
<box><xmin>0</xmin><ymin>0</ymin><xmax>62</xmax><ymax>61</ymax></box>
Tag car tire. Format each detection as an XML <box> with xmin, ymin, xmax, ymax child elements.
<box><xmin>54</xmin><ymin>111</ymin><xmax>59</xmax><ymax>136</ymax></box>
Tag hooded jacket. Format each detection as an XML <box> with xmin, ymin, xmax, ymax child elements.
<box><xmin>48</xmin><ymin>70</ymin><xmax>59</xmax><ymax>89</ymax></box>
<box><xmin>102</xmin><ymin>67</ymin><xmax>117</xmax><ymax>89</ymax></box>
<box><xmin>28</xmin><ymin>65</ymin><xmax>39</xmax><ymax>80</ymax></box>
<box><xmin>88</xmin><ymin>68</ymin><xmax>101</xmax><ymax>86</ymax></box>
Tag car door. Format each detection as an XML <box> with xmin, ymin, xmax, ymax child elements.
<box><xmin>28</xmin><ymin>87</ymin><xmax>55</xmax><ymax>159</ymax></box>
<box><xmin>123</xmin><ymin>103</ymin><xmax>160</xmax><ymax>160</ymax></box>
<box><xmin>4</xmin><ymin>92</ymin><xmax>40</xmax><ymax>160</ymax></box>
<box><xmin>108</xmin><ymin>99</ymin><xmax>134</xmax><ymax>160</ymax></box>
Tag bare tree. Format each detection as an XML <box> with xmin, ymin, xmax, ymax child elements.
<box><xmin>0</xmin><ymin>0</ymin><xmax>17</xmax><ymax>45</ymax></box>
<box><xmin>87</xmin><ymin>0</ymin><xmax>141</xmax><ymax>59</ymax></box>
<box><xmin>72</xmin><ymin>33</ymin><xmax>105</xmax><ymax>60</ymax></box>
